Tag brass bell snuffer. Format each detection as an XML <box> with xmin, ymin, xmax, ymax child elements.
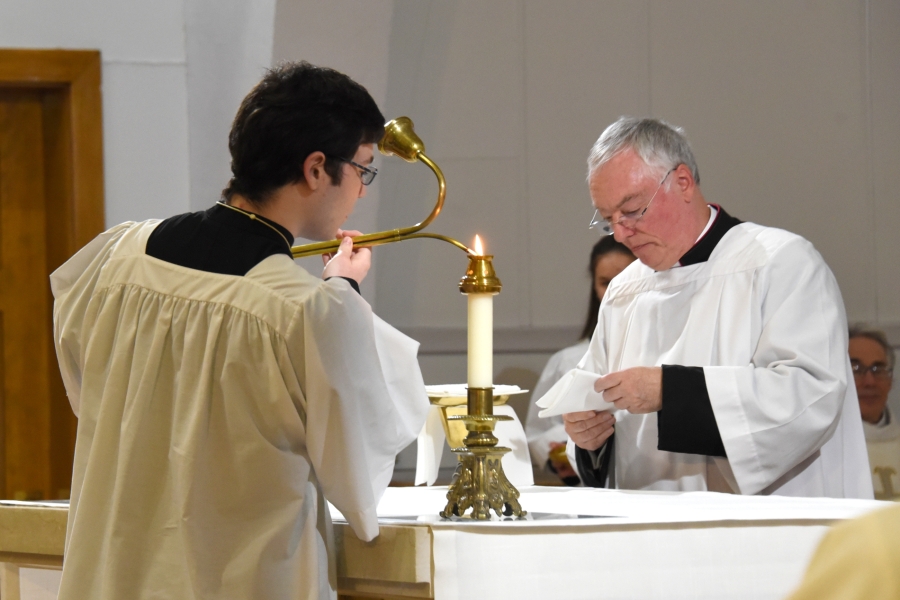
<box><xmin>290</xmin><ymin>117</ymin><xmax>467</xmax><ymax>258</ymax></box>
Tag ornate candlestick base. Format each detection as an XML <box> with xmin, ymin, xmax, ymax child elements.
<box><xmin>439</xmin><ymin>388</ymin><xmax>527</xmax><ymax>520</ymax></box>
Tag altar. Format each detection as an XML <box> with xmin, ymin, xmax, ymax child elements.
<box><xmin>0</xmin><ymin>487</ymin><xmax>886</xmax><ymax>600</ymax></box>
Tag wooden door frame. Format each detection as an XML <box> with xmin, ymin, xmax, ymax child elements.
<box><xmin>0</xmin><ymin>49</ymin><xmax>104</xmax><ymax>498</ymax></box>
<box><xmin>0</xmin><ymin>49</ymin><xmax>104</xmax><ymax>249</ymax></box>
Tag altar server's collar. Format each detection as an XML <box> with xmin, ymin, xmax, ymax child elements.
<box><xmin>675</xmin><ymin>204</ymin><xmax>742</xmax><ymax>267</ymax></box>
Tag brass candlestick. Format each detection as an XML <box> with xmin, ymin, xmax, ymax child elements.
<box><xmin>440</xmin><ymin>254</ymin><xmax>526</xmax><ymax>520</ymax></box>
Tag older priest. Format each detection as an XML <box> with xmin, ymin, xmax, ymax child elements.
<box><xmin>51</xmin><ymin>63</ymin><xmax>429</xmax><ymax>599</ymax></box>
<box><xmin>557</xmin><ymin>117</ymin><xmax>871</xmax><ymax>498</ymax></box>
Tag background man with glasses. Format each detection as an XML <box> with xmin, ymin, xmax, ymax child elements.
<box><xmin>51</xmin><ymin>62</ymin><xmax>429</xmax><ymax>599</ymax></box>
<box><xmin>545</xmin><ymin>116</ymin><xmax>871</xmax><ymax>498</ymax></box>
<box><xmin>849</xmin><ymin>326</ymin><xmax>898</xmax><ymax>499</ymax></box>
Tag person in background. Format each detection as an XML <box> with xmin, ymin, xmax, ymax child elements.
<box><xmin>525</xmin><ymin>236</ymin><xmax>635</xmax><ymax>484</ymax></box>
<box><xmin>849</xmin><ymin>326</ymin><xmax>897</xmax><ymax>500</ymax></box>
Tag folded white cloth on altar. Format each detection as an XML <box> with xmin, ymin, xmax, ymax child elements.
<box><xmin>424</xmin><ymin>384</ymin><xmax>525</xmax><ymax>397</ymax></box>
<box><xmin>536</xmin><ymin>368</ymin><xmax>615</xmax><ymax>417</ymax></box>
<box><xmin>415</xmin><ymin>388</ymin><xmax>533</xmax><ymax>487</ymax></box>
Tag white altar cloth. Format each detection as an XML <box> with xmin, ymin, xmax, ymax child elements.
<box><xmin>333</xmin><ymin>486</ymin><xmax>887</xmax><ymax>600</ymax></box>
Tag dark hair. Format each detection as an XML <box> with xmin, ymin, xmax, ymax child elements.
<box><xmin>222</xmin><ymin>61</ymin><xmax>385</xmax><ymax>205</ymax></box>
<box><xmin>579</xmin><ymin>237</ymin><xmax>635</xmax><ymax>340</ymax></box>
<box><xmin>849</xmin><ymin>325</ymin><xmax>896</xmax><ymax>370</ymax></box>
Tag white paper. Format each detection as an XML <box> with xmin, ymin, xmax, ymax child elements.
<box><xmin>494</xmin><ymin>404</ymin><xmax>534</xmax><ymax>486</ymax></box>
<box><xmin>415</xmin><ymin>406</ymin><xmax>447</xmax><ymax>486</ymax></box>
<box><xmin>535</xmin><ymin>368</ymin><xmax>615</xmax><ymax>417</ymax></box>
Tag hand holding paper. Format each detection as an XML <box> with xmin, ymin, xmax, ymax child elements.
<box><xmin>535</xmin><ymin>368</ymin><xmax>616</xmax><ymax>417</ymax></box>
<box><xmin>594</xmin><ymin>366</ymin><xmax>662</xmax><ymax>414</ymax></box>
<box><xmin>564</xmin><ymin>410</ymin><xmax>615</xmax><ymax>452</ymax></box>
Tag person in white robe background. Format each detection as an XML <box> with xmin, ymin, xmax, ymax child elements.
<box><xmin>51</xmin><ymin>62</ymin><xmax>429</xmax><ymax>600</ymax></box>
<box><xmin>553</xmin><ymin>116</ymin><xmax>871</xmax><ymax>498</ymax></box>
<box><xmin>848</xmin><ymin>326</ymin><xmax>897</xmax><ymax>500</ymax></box>
<box><xmin>525</xmin><ymin>237</ymin><xmax>634</xmax><ymax>484</ymax></box>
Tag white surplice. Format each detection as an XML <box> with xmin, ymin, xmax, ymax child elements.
<box><xmin>562</xmin><ymin>222</ymin><xmax>872</xmax><ymax>498</ymax></box>
<box><xmin>51</xmin><ymin>221</ymin><xmax>429</xmax><ymax>599</ymax></box>
<box><xmin>863</xmin><ymin>407</ymin><xmax>900</xmax><ymax>500</ymax></box>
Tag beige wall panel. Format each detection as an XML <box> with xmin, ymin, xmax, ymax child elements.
<box><xmin>380</xmin><ymin>0</ymin><xmax>524</xmax><ymax>155</ymax></box>
<box><xmin>273</xmin><ymin>0</ymin><xmax>394</xmax><ymax>103</ymax></box>
<box><xmin>870</xmin><ymin>0</ymin><xmax>900</xmax><ymax>326</ymax></box>
<box><xmin>648</xmin><ymin>1</ymin><xmax>873</xmax><ymax>320</ymax></box>
<box><xmin>376</xmin><ymin>0</ymin><xmax>528</xmax><ymax>326</ymax></box>
<box><xmin>376</xmin><ymin>157</ymin><xmax>525</xmax><ymax>328</ymax></box>
<box><xmin>419</xmin><ymin>0</ymin><xmax>525</xmax><ymax>159</ymax></box>
<box><xmin>524</xmin><ymin>2</ymin><xmax>650</xmax><ymax>328</ymax></box>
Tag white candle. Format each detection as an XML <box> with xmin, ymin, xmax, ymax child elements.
<box><xmin>467</xmin><ymin>235</ymin><xmax>494</xmax><ymax>388</ymax></box>
<box><xmin>467</xmin><ymin>292</ymin><xmax>493</xmax><ymax>387</ymax></box>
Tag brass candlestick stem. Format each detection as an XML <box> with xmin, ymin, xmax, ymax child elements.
<box><xmin>440</xmin><ymin>254</ymin><xmax>526</xmax><ymax>520</ymax></box>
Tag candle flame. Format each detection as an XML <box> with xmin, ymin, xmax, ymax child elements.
<box><xmin>473</xmin><ymin>235</ymin><xmax>484</xmax><ymax>256</ymax></box>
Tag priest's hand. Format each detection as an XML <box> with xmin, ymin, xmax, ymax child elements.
<box><xmin>563</xmin><ymin>410</ymin><xmax>615</xmax><ymax>452</ymax></box>
<box><xmin>595</xmin><ymin>367</ymin><xmax>662</xmax><ymax>414</ymax></box>
<box><xmin>322</xmin><ymin>231</ymin><xmax>372</xmax><ymax>282</ymax></box>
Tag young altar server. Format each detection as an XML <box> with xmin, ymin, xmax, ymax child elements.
<box><xmin>51</xmin><ymin>62</ymin><xmax>429</xmax><ymax>599</ymax></box>
<box><xmin>555</xmin><ymin>117</ymin><xmax>871</xmax><ymax>498</ymax></box>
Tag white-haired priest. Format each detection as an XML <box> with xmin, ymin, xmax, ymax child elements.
<box><xmin>548</xmin><ymin>116</ymin><xmax>871</xmax><ymax>498</ymax></box>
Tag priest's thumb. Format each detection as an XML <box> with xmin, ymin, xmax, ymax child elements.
<box><xmin>339</xmin><ymin>236</ymin><xmax>353</xmax><ymax>252</ymax></box>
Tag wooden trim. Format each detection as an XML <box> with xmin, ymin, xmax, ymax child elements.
<box><xmin>0</xmin><ymin>49</ymin><xmax>99</xmax><ymax>88</ymax></box>
<box><xmin>0</xmin><ymin>553</ymin><xmax>63</xmax><ymax>569</ymax></box>
<box><xmin>0</xmin><ymin>561</ymin><xmax>21</xmax><ymax>600</ymax></box>
<box><xmin>0</xmin><ymin>504</ymin><xmax>68</xmax><ymax>556</ymax></box>
<box><xmin>0</xmin><ymin>49</ymin><xmax>105</xmax><ymax>247</ymax></box>
<box><xmin>0</xmin><ymin>49</ymin><xmax>105</xmax><ymax>499</ymax></box>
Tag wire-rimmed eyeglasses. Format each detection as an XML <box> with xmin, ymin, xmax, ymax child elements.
<box><xmin>340</xmin><ymin>158</ymin><xmax>378</xmax><ymax>186</ymax></box>
<box><xmin>589</xmin><ymin>167</ymin><xmax>675</xmax><ymax>235</ymax></box>
<box><xmin>851</xmin><ymin>361</ymin><xmax>894</xmax><ymax>380</ymax></box>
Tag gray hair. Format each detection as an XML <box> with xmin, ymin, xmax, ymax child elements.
<box><xmin>849</xmin><ymin>324</ymin><xmax>896</xmax><ymax>370</ymax></box>
<box><xmin>587</xmin><ymin>117</ymin><xmax>700</xmax><ymax>184</ymax></box>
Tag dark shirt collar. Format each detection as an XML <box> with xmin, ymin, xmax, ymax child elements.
<box><xmin>677</xmin><ymin>204</ymin><xmax>742</xmax><ymax>266</ymax></box>
<box><xmin>210</xmin><ymin>203</ymin><xmax>294</xmax><ymax>253</ymax></box>
<box><xmin>146</xmin><ymin>203</ymin><xmax>293</xmax><ymax>277</ymax></box>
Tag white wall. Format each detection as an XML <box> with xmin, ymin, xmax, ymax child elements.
<box><xmin>1</xmin><ymin>0</ymin><xmax>275</xmax><ymax>227</ymax></box>
<box><xmin>5</xmin><ymin>1</ymin><xmax>897</xmax><ymax>400</ymax></box>
<box><xmin>368</xmin><ymin>0</ymin><xmax>900</xmax><ymax>344</ymax></box>
<box><xmin>9</xmin><ymin>0</ymin><xmax>894</xmax><ymax>347</ymax></box>
<box><xmin>1</xmin><ymin>0</ymin><xmax>191</xmax><ymax>225</ymax></box>
<box><xmin>184</xmin><ymin>0</ymin><xmax>277</xmax><ymax>213</ymax></box>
